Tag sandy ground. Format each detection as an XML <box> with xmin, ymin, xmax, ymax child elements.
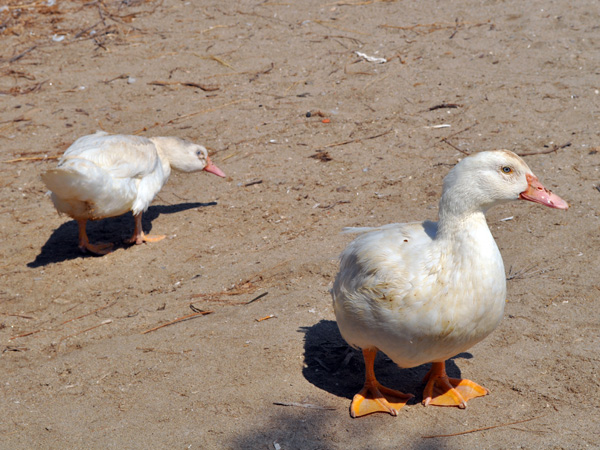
<box><xmin>1</xmin><ymin>0</ymin><xmax>599</xmax><ymax>448</ymax></box>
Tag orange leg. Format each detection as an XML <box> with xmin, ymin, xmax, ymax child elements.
<box><xmin>124</xmin><ymin>213</ymin><xmax>165</xmax><ymax>245</ymax></box>
<box><xmin>77</xmin><ymin>220</ymin><xmax>113</xmax><ymax>255</ymax></box>
<box><xmin>350</xmin><ymin>348</ymin><xmax>413</xmax><ymax>418</ymax></box>
<box><xmin>422</xmin><ymin>361</ymin><xmax>488</xmax><ymax>408</ymax></box>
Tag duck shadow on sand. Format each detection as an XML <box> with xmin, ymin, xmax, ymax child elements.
<box><xmin>300</xmin><ymin>319</ymin><xmax>473</xmax><ymax>405</ymax></box>
<box><xmin>28</xmin><ymin>202</ymin><xmax>216</xmax><ymax>268</ymax></box>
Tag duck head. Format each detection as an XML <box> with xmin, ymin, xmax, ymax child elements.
<box><xmin>439</xmin><ymin>150</ymin><xmax>568</xmax><ymax>218</ymax></box>
<box><xmin>150</xmin><ymin>136</ymin><xmax>226</xmax><ymax>177</ymax></box>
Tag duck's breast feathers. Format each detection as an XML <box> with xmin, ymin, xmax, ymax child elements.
<box><xmin>60</xmin><ymin>133</ymin><xmax>162</xmax><ymax>180</ymax></box>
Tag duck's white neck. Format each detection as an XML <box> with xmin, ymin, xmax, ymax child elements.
<box><xmin>157</xmin><ymin>149</ymin><xmax>173</xmax><ymax>178</ymax></box>
<box><xmin>437</xmin><ymin>208</ymin><xmax>489</xmax><ymax>240</ymax></box>
<box><xmin>149</xmin><ymin>139</ymin><xmax>173</xmax><ymax>178</ymax></box>
<box><xmin>436</xmin><ymin>189</ymin><xmax>491</xmax><ymax>240</ymax></box>
<box><xmin>435</xmin><ymin>166</ymin><xmax>511</xmax><ymax>238</ymax></box>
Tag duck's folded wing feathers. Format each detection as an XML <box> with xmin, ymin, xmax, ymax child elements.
<box><xmin>336</xmin><ymin>222</ymin><xmax>441</xmax><ymax>306</ymax></box>
<box><xmin>61</xmin><ymin>134</ymin><xmax>161</xmax><ymax>180</ymax></box>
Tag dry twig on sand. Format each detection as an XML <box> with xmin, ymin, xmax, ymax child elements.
<box><xmin>439</xmin><ymin>122</ymin><xmax>479</xmax><ymax>155</ymax></box>
<box><xmin>190</xmin><ymin>276</ymin><xmax>263</xmax><ymax>304</ymax></box>
<box><xmin>59</xmin><ymin>319</ymin><xmax>113</xmax><ymax>342</ymax></box>
<box><xmin>516</xmin><ymin>142</ymin><xmax>571</xmax><ymax>157</ymax></box>
<box><xmin>380</xmin><ymin>20</ymin><xmax>490</xmax><ymax>35</ymax></box>
<box><xmin>273</xmin><ymin>402</ymin><xmax>336</xmax><ymax>410</ymax></box>
<box><xmin>422</xmin><ymin>415</ymin><xmax>546</xmax><ymax>439</ymax></box>
<box><xmin>506</xmin><ymin>265</ymin><xmax>553</xmax><ymax>281</ymax></box>
<box><xmin>3</xmin><ymin>155</ymin><xmax>59</xmax><ymax>163</ymax></box>
<box><xmin>8</xmin><ymin>45</ymin><xmax>38</xmax><ymax>63</ymax></box>
<box><xmin>0</xmin><ymin>312</ymin><xmax>36</xmax><ymax>319</ymax></box>
<box><xmin>148</xmin><ymin>80</ymin><xmax>219</xmax><ymax>91</ymax></box>
<box><xmin>60</xmin><ymin>301</ymin><xmax>117</xmax><ymax>326</ymax></box>
<box><xmin>141</xmin><ymin>311</ymin><xmax>213</xmax><ymax>334</ymax></box>
<box><xmin>8</xmin><ymin>302</ymin><xmax>117</xmax><ymax>340</ymax></box>
<box><xmin>0</xmin><ymin>80</ymin><xmax>46</xmax><ymax>96</ymax></box>
<box><xmin>323</xmin><ymin>129</ymin><xmax>393</xmax><ymax>149</ymax></box>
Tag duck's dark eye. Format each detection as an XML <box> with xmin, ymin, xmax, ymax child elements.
<box><xmin>501</xmin><ymin>166</ymin><xmax>512</xmax><ymax>174</ymax></box>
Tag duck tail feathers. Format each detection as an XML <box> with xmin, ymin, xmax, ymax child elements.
<box><xmin>41</xmin><ymin>159</ymin><xmax>108</xmax><ymax>201</ymax></box>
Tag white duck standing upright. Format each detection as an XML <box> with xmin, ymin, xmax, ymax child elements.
<box><xmin>331</xmin><ymin>150</ymin><xmax>568</xmax><ymax>418</ymax></box>
<box><xmin>42</xmin><ymin>131</ymin><xmax>226</xmax><ymax>254</ymax></box>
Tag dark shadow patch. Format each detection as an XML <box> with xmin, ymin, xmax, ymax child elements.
<box><xmin>299</xmin><ymin>319</ymin><xmax>472</xmax><ymax>404</ymax></box>
<box><xmin>422</xmin><ymin>220</ymin><xmax>438</xmax><ymax>239</ymax></box>
<box><xmin>229</xmin><ymin>321</ymin><xmax>473</xmax><ymax>448</ymax></box>
<box><xmin>28</xmin><ymin>202</ymin><xmax>216</xmax><ymax>267</ymax></box>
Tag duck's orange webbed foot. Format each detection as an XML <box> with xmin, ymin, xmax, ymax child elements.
<box><xmin>79</xmin><ymin>241</ymin><xmax>114</xmax><ymax>255</ymax></box>
<box><xmin>125</xmin><ymin>213</ymin><xmax>166</xmax><ymax>245</ymax></box>
<box><xmin>351</xmin><ymin>380</ymin><xmax>414</xmax><ymax>418</ymax></box>
<box><xmin>124</xmin><ymin>232</ymin><xmax>166</xmax><ymax>245</ymax></box>
<box><xmin>350</xmin><ymin>348</ymin><xmax>414</xmax><ymax>418</ymax></box>
<box><xmin>422</xmin><ymin>361</ymin><xmax>488</xmax><ymax>408</ymax></box>
<box><xmin>77</xmin><ymin>220</ymin><xmax>113</xmax><ymax>255</ymax></box>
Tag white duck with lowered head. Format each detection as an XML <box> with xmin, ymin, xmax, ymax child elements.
<box><xmin>331</xmin><ymin>150</ymin><xmax>568</xmax><ymax>418</ymax></box>
<box><xmin>42</xmin><ymin>131</ymin><xmax>226</xmax><ymax>254</ymax></box>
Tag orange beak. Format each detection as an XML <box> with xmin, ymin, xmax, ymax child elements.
<box><xmin>519</xmin><ymin>173</ymin><xmax>568</xmax><ymax>210</ymax></box>
<box><xmin>203</xmin><ymin>157</ymin><xmax>226</xmax><ymax>178</ymax></box>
